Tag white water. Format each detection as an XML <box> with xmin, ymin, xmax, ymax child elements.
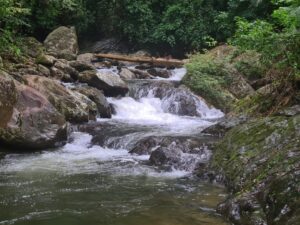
<box><xmin>1</xmin><ymin>132</ymin><xmax>189</xmax><ymax>178</ymax></box>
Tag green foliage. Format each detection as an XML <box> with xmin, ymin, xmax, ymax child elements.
<box><xmin>183</xmin><ymin>53</ymin><xmax>236</xmax><ymax>112</ymax></box>
<box><xmin>0</xmin><ymin>0</ymin><xmax>30</xmax><ymax>56</ymax></box>
<box><xmin>231</xmin><ymin>0</ymin><xmax>300</xmax><ymax>77</ymax></box>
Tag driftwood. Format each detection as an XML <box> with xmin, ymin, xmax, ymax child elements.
<box><xmin>94</xmin><ymin>53</ymin><xmax>184</xmax><ymax>68</ymax></box>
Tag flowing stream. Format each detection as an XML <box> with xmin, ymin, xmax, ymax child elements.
<box><xmin>0</xmin><ymin>67</ymin><xmax>229</xmax><ymax>225</ymax></box>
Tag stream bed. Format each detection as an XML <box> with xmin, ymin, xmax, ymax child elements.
<box><xmin>0</xmin><ymin>68</ymin><xmax>230</xmax><ymax>225</ymax></box>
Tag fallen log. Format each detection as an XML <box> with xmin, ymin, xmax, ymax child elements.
<box><xmin>94</xmin><ymin>53</ymin><xmax>184</xmax><ymax>68</ymax></box>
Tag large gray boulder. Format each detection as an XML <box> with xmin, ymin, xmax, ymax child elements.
<box><xmin>0</xmin><ymin>71</ymin><xmax>67</xmax><ymax>149</ymax></box>
<box><xmin>78</xmin><ymin>70</ymin><xmax>129</xmax><ymax>97</ymax></box>
<box><xmin>73</xmin><ymin>86</ymin><xmax>112</xmax><ymax>118</ymax></box>
<box><xmin>24</xmin><ymin>75</ymin><xmax>97</xmax><ymax>123</ymax></box>
<box><xmin>44</xmin><ymin>26</ymin><xmax>78</xmax><ymax>60</ymax></box>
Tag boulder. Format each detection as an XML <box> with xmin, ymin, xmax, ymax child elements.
<box><xmin>53</xmin><ymin>60</ymin><xmax>79</xmax><ymax>80</ymax></box>
<box><xmin>78</xmin><ymin>70</ymin><xmax>129</xmax><ymax>97</ymax></box>
<box><xmin>37</xmin><ymin>64</ymin><xmax>51</xmax><ymax>77</ymax></box>
<box><xmin>24</xmin><ymin>75</ymin><xmax>97</xmax><ymax>123</ymax></box>
<box><xmin>69</xmin><ymin>60</ymin><xmax>96</xmax><ymax>72</ymax></box>
<box><xmin>44</xmin><ymin>26</ymin><xmax>78</xmax><ymax>60</ymax></box>
<box><xmin>73</xmin><ymin>86</ymin><xmax>112</xmax><ymax>118</ymax></box>
<box><xmin>150</xmin><ymin>146</ymin><xmax>181</xmax><ymax>166</ymax></box>
<box><xmin>77</xmin><ymin>53</ymin><xmax>94</xmax><ymax>63</ymax></box>
<box><xmin>0</xmin><ymin>71</ymin><xmax>67</xmax><ymax>149</ymax></box>
<box><xmin>50</xmin><ymin>67</ymin><xmax>73</xmax><ymax>82</ymax></box>
<box><xmin>147</xmin><ymin>68</ymin><xmax>171</xmax><ymax>78</ymax></box>
<box><xmin>212</xmin><ymin>115</ymin><xmax>300</xmax><ymax>225</ymax></box>
<box><xmin>36</xmin><ymin>54</ymin><xmax>56</xmax><ymax>67</ymax></box>
<box><xmin>119</xmin><ymin>68</ymin><xmax>136</xmax><ymax>80</ymax></box>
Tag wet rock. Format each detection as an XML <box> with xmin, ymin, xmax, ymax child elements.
<box><xmin>202</xmin><ymin>116</ymin><xmax>248</xmax><ymax>137</ymax></box>
<box><xmin>36</xmin><ymin>54</ymin><xmax>56</xmax><ymax>67</ymax></box>
<box><xmin>150</xmin><ymin>146</ymin><xmax>181</xmax><ymax>166</ymax></box>
<box><xmin>0</xmin><ymin>72</ymin><xmax>67</xmax><ymax>149</ymax></box>
<box><xmin>24</xmin><ymin>75</ymin><xmax>97</xmax><ymax>123</ymax></box>
<box><xmin>119</xmin><ymin>68</ymin><xmax>136</xmax><ymax>80</ymax></box>
<box><xmin>129</xmin><ymin>69</ymin><xmax>152</xmax><ymax>79</ymax></box>
<box><xmin>147</xmin><ymin>68</ymin><xmax>171</xmax><ymax>78</ymax></box>
<box><xmin>78</xmin><ymin>70</ymin><xmax>129</xmax><ymax>97</ymax></box>
<box><xmin>44</xmin><ymin>26</ymin><xmax>78</xmax><ymax>60</ymax></box>
<box><xmin>73</xmin><ymin>86</ymin><xmax>112</xmax><ymax>118</ymax></box>
<box><xmin>277</xmin><ymin>105</ymin><xmax>300</xmax><ymax>116</ymax></box>
<box><xmin>212</xmin><ymin>115</ymin><xmax>300</xmax><ymax>225</ymax></box>
<box><xmin>130</xmin><ymin>136</ymin><xmax>216</xmax><ymax>155</ymax></box>
<box><xmin>133</xmin><ymin>81</ymin><xmax>221</xmax><ymax>117</ymax></box>
<box><xmin>69</xmin><ymin>60</ymin><xmax>95</xmax><ymax>72</ymax></box>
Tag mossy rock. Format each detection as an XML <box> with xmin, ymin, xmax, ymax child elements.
<box><xmin>212</xmin><ymin>115</ymin><xmax>300</xmax><ymax>225</ymax></box>
<box><xmin>183</xmin><ymin>46</ymin><xmax>255</xmax><ymax>113</ymax></box>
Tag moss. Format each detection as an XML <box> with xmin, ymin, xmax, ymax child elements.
<box><xmin>212</xmin><ymin>115</ymin><xmax>300</xmax><ymax>224</ymax></box>
<box><xmin>184</xmin><ymin>45</ymin><xmax>261</xmax><ymax>113</ymax></box>
<box><xmin>183</xmin><ymin>53</ymin><xmax>237</xmax><ymax>112</ymax></box>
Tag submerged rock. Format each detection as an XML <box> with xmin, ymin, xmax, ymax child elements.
<box><xmin>24</xmin><ymin>75</ymin><xmax>97</xmax><ymax>123</ymax></box>
<box><xmin>78</xmin><ymin>70</ymin><xmax>129</xmax><ymax>97</ymax></box>
<box><xmin>0</xmin><ymin>71</ymin><xmax>67</xmax><ymax>149</ymax></box>
<box><xmin>44</xmin><ymin>26</ymin><xmax>78</xmax><ymax>60</ymax></box>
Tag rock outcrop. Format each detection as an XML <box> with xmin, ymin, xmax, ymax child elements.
<box><xmin>0</xmin><ymin>71</ymin><xmax>67</xmax><ymax>149</ymax></box>
<box><xmin>210</xmin><ymin>115</ymin><xmax>300</xmax><ymax>225</ymax></box>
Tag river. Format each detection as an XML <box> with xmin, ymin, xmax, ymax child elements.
<box><xmin>0</xmin><ymin>67</ymin><xmax>230</xmax><ymax>225</ymax></box>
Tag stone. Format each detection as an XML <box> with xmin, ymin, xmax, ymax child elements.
<box><xmin>24</xmin><ymin>75</ymin><xmax>97</xmax><ymax>123</ymax></box>
<box><xmin>50</xmin><ymin>67</ymin><xmax>73</xmax><ymax>82</ymax></box>
<box><xmin>69</xmin><ymin>60</ymin><xmax>96</xmax><ymax>72</ymax></box>
<box><xmin>202</xmin><ymin>116</ymin><xmax>248</xmax><ymax>137</ymax></box>
<box><xmin>54</xmin><ymin>60</ymin><xmax>79</xmax><ymax>80</ymax></box>
<box><xmin>150</xmin><ymin>146</ymin><xmax>181</xmax><ymax>166</ymax></box>
<box><xmin>37</xmin><ymin>64</ymin><xmax>51</xmax><ymax>77</ymax></box>
<box><xmin>0</xmin><ymin>56</ymin><xmax>3</xmax><ymax>68</ymax></box>
<box><xmin>73</xmin><ymin>86</ymin><xmax>112</xmax><ymax>118</ymax></box>
<box><xmin>78</xmin><ymin>70</ymin><xmax>129</xmax><ymax>97</ymax></box>
<box><xmin>277</xmin><ymin>105</ymin><xmax>300</xmax><ymax>116</ymax></box>
<box><xmin>147</xmin><ymin>68</ymin><xmax>171</xmax><ymax>78</ymax></box>
<box><xmin>77</xmin><ymin>53</ymin><xmax>95</xmax><ymax>64</ymax></box>
<box><xmin>119</xmin><ymin>68</ymin><xmax>136</xmax><ymax>80</ymax></box>
<box><xmin>36</xmin><ymin>54</ymin><xmax>56</xmax><ymax>67</ymax></box>
<box><xmin>0</xmin><ymin>72</ymin><xmax>67</xmax><ymax>149</ymax></box>
<box><xmin>211</xmin><ymin>115</ymin><xmax>300</xmax><ymax>225</ymax></box>
<box><xmin>44</xmin><ymin>26</ymin><xmax>78</xmax><ymax>60</ymax></box>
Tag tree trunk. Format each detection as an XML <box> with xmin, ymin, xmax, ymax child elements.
<box><xmin>94</xmin><ymin>53</ymin><xmax>184</xmax><ymax>68</ymax></box>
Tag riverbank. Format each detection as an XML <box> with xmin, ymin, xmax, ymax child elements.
<box><xmin>0</xmin><ymin>26</ymin><xmax>299</xmax><ymax>225</ymax></box>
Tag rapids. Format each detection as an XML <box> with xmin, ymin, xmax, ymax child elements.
<box><xmin>0</xmin><ymin>67</ymin><xmax>229</xmax><ymax>225</ymax></box>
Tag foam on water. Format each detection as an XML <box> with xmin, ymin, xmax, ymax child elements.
<box><xmin>108</xmin><ymin>97</ymin><xmax>214</xmax><ymax>133</ymax></box>
<box><xmin>0</xmin><ymin>132</ymin><xmax>190</xmax><ymax>178</ymax></box>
